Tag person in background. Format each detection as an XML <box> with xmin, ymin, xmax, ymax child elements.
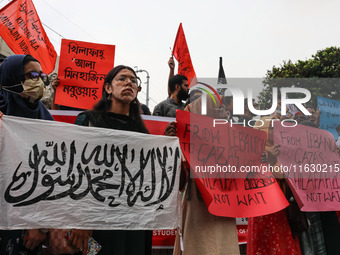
<box><xmin>140</xmin><ymin>103</ymin><xmax>151</xmax><ymax>115</ymax></box>
<box><xmin>44</xmin><ymin>77</ymin><xmax>83</xmax><ymax>111</ymax></box>
<box><xmin>153</xmin><ymin>74</ymin><xmax>189</xmax><ymax>117</ymax></box>
<box><xmin>184</xmin><ymin>89</ymin><xmax>202</xmax><ymax>108</ymax></box>
<box><xmin>75</xmin><ymin>65</ymin><xmax>151</xmax><ymax>255</ymax></box>
<box><xmin>247</xmin><ymin>113</ymin><xmax>302</xmax><ymax>255</ymax></box>
<box><xmin>306</xmin><ymin>105</ymin><xmax>320</xmax><ymax>127</ymax></box>
<box><xmin>171</xmin><ymin>94</ymin><xmax>240</xmax><ymax>255</ymax></box>
<box><xmin>40</xmin><ymin>72</ymin><xmax>57</xmax><ymax>109</ymax></box>
<box><xmin>236</xmin><ymin>98</ymin><xmax>257</xmax><ymax>127</ymax></box>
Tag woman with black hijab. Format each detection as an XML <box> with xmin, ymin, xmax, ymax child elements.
<box><xmin>0</xmin><ymin>54</ymin><xmax>53</xmax><ymax>120</ymax></box>
<box><xmin>0</xmin><ymin>55</ymin><xmax>90</xmax><ymax>255</ymax></box>
<box><xmin>0</xmin><ymin>54</ymin><xmax>53</xmax><ymax>254</ymax></box>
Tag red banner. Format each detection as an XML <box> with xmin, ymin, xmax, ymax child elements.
<box><xmin>55</xmin><ymin>39</ymin><xmax>115</xmax><ymax>109</ymax></box>
<box><xmin>0</xmin><ymin>0</ymin><xmax>57</xmax><ymax>74</ymax></box>
<box><xmin>176</xmin><ymin>110</ymin><xmax>288</xmax><ymax>217</ymax></box>
<box><xmin>50</xmin><ymin>110</ymin><xmax>171</xmax><ymax>135</ymax></box>
<box><xmin>172</xmin><ymin>23</ymin><xmax>196</xmax><ymax>84</ymax></box>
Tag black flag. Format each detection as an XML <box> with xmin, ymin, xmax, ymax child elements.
<box><xmin>217</xmin><ymin>57</ymin><xmax>227</xmax><ymax>95</ymax></box>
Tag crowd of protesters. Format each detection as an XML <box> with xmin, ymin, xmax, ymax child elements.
<box><xmin>0</xmin><ymin>54</ymin><xmax>340</xmax><ymax>255</ymax></box>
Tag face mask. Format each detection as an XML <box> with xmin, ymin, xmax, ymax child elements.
<box><xmin>20</xmin><ymin>78</ymin><xmax>45</xmax><ymax>103</ymax></box>
<box><xmin>2</xmin><ymin>78</ymin><xmax>45</xmax><ymax>103</ymax></box>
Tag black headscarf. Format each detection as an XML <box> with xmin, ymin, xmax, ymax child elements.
<box><xmin>0</xmin><ymin>55</ymin><xmax>53</xmax><ymax>120</ymax></box>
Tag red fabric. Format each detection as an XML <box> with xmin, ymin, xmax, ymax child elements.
<box><xmin>0</xmin><ymin>0</ymin><xmax>57</xmax><ymax>73</ymax></box>
<box><xmin>144</xmin><ymin>119</ymin><xmax>169</xmax><ymax>135</ymax></box>
<box><xmin>237</xmin><ymin>225</ymin><xmax>248</xmax><ymax>244</ymax></box>
<box><xmin>247</xmin><ymin>209</ymin><xmax>301</xmax><ymax>255</ymax></box>
<box><xmin>172</xmin><ymin>23</ymin><xmax>196</xmax><ymax>84</ymax></box>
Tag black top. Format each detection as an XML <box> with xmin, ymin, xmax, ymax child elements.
<box><xmin>75</xmin><ymin>110</ymin><xmax>151</xmax><ymax>255</ymax></box>
<box><xmin>75</xmin><ymin>111</ymin><xmax>145</xmax><ymax>133</ymax></box>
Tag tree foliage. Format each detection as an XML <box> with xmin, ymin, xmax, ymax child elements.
<box><xmin>258</xmin><ymin>46</ymin><xmax>340</xmax><ymax>109</ymax></box>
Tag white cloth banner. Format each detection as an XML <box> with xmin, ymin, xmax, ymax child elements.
<box><xmin>0</xmin><ymin>115</ymin><xmax>181</xmax><ymax>230</ymax></box>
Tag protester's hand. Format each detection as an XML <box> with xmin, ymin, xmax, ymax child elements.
<box><xmin>168</xmin><ymin>57</ymin><xmax>175</xmax><ymax>70</ymax></box>
<box><xmin>164</xmin><ymin>121</ymin><xmax>177</xmax><ymax>136</ymax></box>
<box><xmin>337</xmin><ymin>146</ymin><xmax>340</xmax><ymax>158</ymax></box>
<box><xmin>266</xmin><ymin>144</ymin><xmax>281</xmax><ymax>166</ymax></box>
<box><xmin>24</xmin><ymin>229</ymin><xmax>47</xmax><ymax>250</ymax></box>
<box><xmin>68</xmin><ymin>229</ymin><xmax>92</xmax><ymax>255</ymax></box>
<box><xmin>0</xmin><ymin>111</ymin><xmax>3</xmax><ymax>118</ymax></box>
<box><xmin>261</xmin><ymin>144</ymin><xmax>281</xmax><ymax>165</ymax></box>
<box><xmin>315</xmin><ymin>107</ymin><xmax>321</xmax><ymax>120</ymax></box>
<box><xmin>51</xmin><ymin>78</ymin><xmax>60</xmax><ymax>90</ymax></box>
<box><xmin>316</xmin><ymin>106</ymin><xmax>321</xmax><ymax>117</ymax></box>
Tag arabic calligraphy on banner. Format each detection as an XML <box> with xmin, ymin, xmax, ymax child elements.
<box><xmin>0</xmin><ymin>115</ymin><xmax>181</xmax><ymax>230</ymax></box>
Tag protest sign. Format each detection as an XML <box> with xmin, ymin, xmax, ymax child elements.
<box><xmin>274</xmin><ymin>122</ymin><xmax>340</xmax><ymax>211</ymax></box>
<box><xmin>0</xmin><ymin>0</ymin><xmax>57</xmax><ymax>73</ymax></box>
<box><xmin>55</xmin><ymin>39</ymin><xmax>115</xmax><ymax>109</ymax></box>
<box><xmin>318</xmin><ymin>96</ymin><xmax>340</xmax><ymax>139</ymax></box>
<box><xmin>0</xmin><ymin>115</ymin><xmax>181</xmax><ymax>230</ymax></box>
<box><xmin>176</xmin><ymin>110</ymin><xmax>288</xmax><ymax>218</ymax></box>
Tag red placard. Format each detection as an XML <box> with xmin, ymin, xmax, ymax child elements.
<box><xmin>176</xmin><ymin>110</ymin><xmax>288</xmax><ymax>218</ymax></box>
<box><xmin>0</xmin><ymin>0</ymin><xmax>57</xmax><ymax>73</ymax></box>
<box><xmin>274</xmin><ymin>122</ymin><xmax>340</xmax><ymax>211</ymax></box>
<box><xmin>55</xmin><ymin>39</ymin><xmax>115</xmax><ymax>109</ymax></box>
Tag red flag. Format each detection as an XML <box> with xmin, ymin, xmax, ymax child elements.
<box><xmin>172</xmin><ymin>23</ymin><xmax>196</xmax><ymax>84</ymax></box>
<box><xmin>0</xmin><ymin>0</ymin><xmax>57</xmax><ymax>73</ymax></box>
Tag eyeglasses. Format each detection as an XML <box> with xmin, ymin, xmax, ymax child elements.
<box><xmin>24</xmin><ymin>71</ymin><xmax>49</xmax><ymax>84</ymax></box>
<box><xmin>114</xmin><ymin>76</ymin><xmax>140</xmax><ymax>87</ymax></box>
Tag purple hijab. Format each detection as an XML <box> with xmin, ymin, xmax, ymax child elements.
<box><xmin>0</xmin><ymin>55</ymin><xmax>53</xmax><ymax>120</ymax></box>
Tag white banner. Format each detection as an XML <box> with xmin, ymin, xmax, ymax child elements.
<box><xmin>0</xmin><ymin>115</ymin><xmax>181</xmax><ymax>230</ymax></box>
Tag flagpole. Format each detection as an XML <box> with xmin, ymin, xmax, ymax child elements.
<box><xmin>135</xmin><ymin>68</ymin><xmax>150</xmax><ymax>107</ymax></box>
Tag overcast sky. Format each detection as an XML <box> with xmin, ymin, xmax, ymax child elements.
<box><xmin>1</xmin><ymin>0</ymin><xmax>340</xmax><ymax>111</ymax></box>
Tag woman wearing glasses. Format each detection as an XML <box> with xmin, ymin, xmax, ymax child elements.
<box><xmin>0</xmin><ymin>54</ymin><xmax>52</xmax><ymax>120</ymax></box>
<box><xmin>0</xmin><ymin>55</ymin><xmax>91</xmax><ymax>255</ymax></box>
<box><xmin>75</xmin><ymin>65</ymin><xmax>151</xmax><ymax>254</ymax></box>
<box><xmin>0</xmin><ymin>55</ymin><xmax>52</xmax><ymax>254</ymax></box>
